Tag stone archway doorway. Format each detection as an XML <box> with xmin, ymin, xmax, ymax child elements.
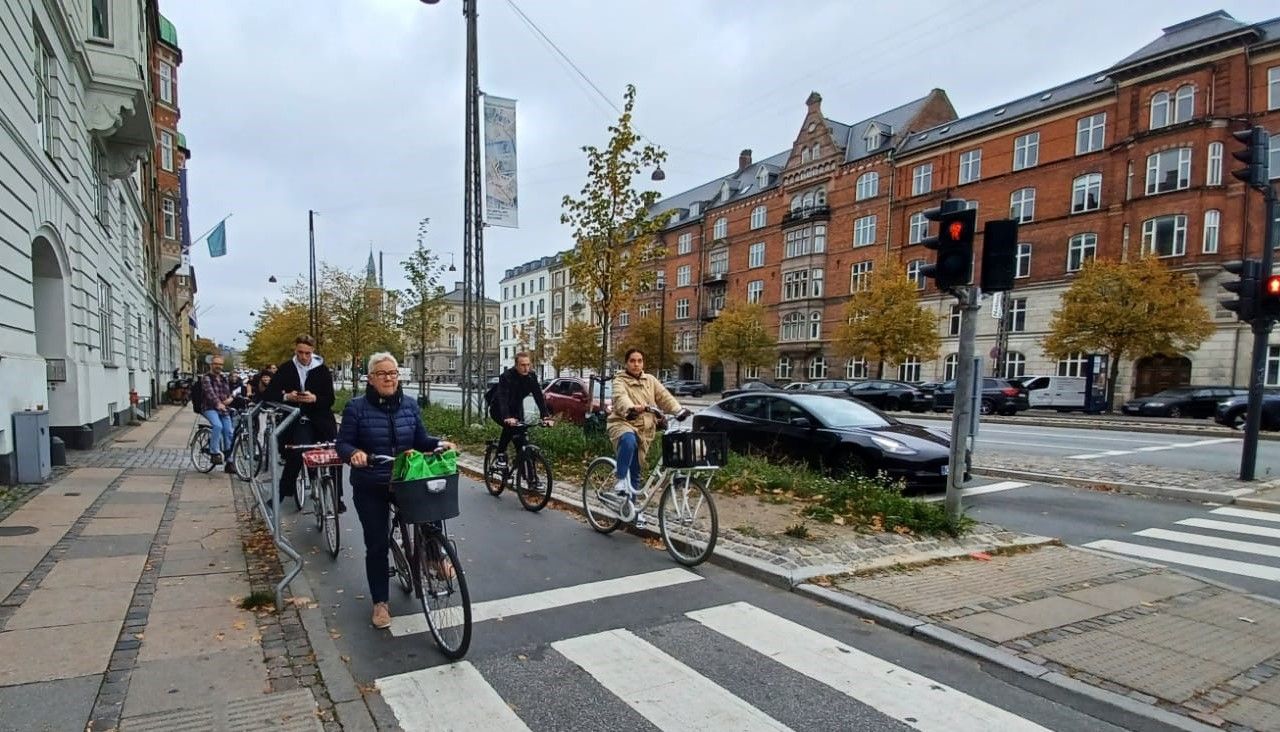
<box><xmin>31</xmin><ymin>236</ymin><xmax>71</xmax><ymax>419</ymax></box>
<box><xmin>1133</xmin><ymin>355</ymin><xmax>1192</xmax><ymax>398</ymax></box>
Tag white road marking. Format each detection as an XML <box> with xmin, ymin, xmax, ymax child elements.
<box><xmin>923</xmin><ymin>481</ymin><xmax>1027</xmax><ymax>502</ymax></box>
<box><xmin>389</xmin><ymin>567</ymin><xmax>702</xmax><ymax>636</ymax></box>
<box><xmin>688</xmin><ymin>602</ymin><xmax>1050</xmax><ymax>732</ymax></box>
<box><xmin>1066</xmin><ymin>449</ymin><xmax>1132</xmax><ymax>460</ymax></box>
<box><xmin>1175</xmin><ymin>518</ymin><xmax>1280</xmax><ymax>540</ymax></box>
<box><xmin>377</xmin><ymin>662</ymin><xmax>532</xmax><ymax>731</ymax></box>
<box><xmin>553</xmin><ymin>628</ymin><xmax>792</xmax><ymax>732</ymax></box>
<box><xmin>1134</xmin><ymin>528</ymin><xmax>1280</xmax><ymax>559</ymax></box>
<box><xmin>1083</xmin><ymin>540</ymin><xmax>1280</xmax><ymax>581</ymax></box>
<box><xmin>974</xmin><ymin>427</ymin><xmax>1186</xmax><ymax>444</ymax></box>
<box><xmin>972</xmin><ymin>439</ymin><xmax>1086</xmax><ymax>451</ymax></box>
<box><xmin>1211</xmin><ymin>506</ymin><xmax>1280</xmax><ymax>524</ymax></box>
<box><xmin>1067</xmin><ymin>437</ymin><xmax>1237</xmax><ymax>460</ymax></box>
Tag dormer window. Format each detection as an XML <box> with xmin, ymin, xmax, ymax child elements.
<box><xmin>812</xmin><ymin>143</ymin><xmax>821</xmax><ymax>158</ymax></box>
<box><xmin>801</xmin><ymin>147</ymin><xmax>810</xmax><ymax>163</ymax></box>
<box><xmin>689</xmin><ymin>202</ymin><xmax>701</xmax><ymax>217</ymax></box>
<box><xmin>756</xmin><ymin>167</ymin><xmax>768</xmax><ymax>188</ymax></box>
<box><xmin>864</xmin><ymin>125</ymin><xmax>881</xmax><ymax>152</ymax></box>
<box><xmin>719</xmin><ymin>181</ymin><xmax>731</xmax><ymax>201</ymax></box>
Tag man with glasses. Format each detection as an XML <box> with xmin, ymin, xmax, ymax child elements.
<box><xmin>201</xmin><ymin>356</ymin><xmax>236</xmax><ymax>471</ymax></box>
<box><xmin>263</xmin><ymin>335</ymin><xmax>337</xmax><ymax>504</ymax></box>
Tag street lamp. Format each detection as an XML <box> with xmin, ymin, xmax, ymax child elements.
<box><xmin>268</xmin><ymin>275</ymin><xmax>277</xmax><ymax>283</ymax></box>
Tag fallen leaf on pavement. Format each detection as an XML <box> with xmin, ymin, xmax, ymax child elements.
<box><xmin>517</xmin><ymin>654</ymin><xmax>528</xmax><ymax>661</ymax></box>
<box><xmin>340</xmin><ymin>655</ymin><xmax>351</xmax><ymax>663</ymax></box>
<box><xmin>330</xmin><ymin>632</ymin><xmax>342</xmax><ymax>640</ymax></box>
<box><xmin>810</xmin><ymin>575</ymin><xmax>834</xmax><ymax>587</ymax></box>
<box><xmin>134</xmin><ymin>632</ymin><xmax>144</xmax><ymax>640</ymax></box>
<box><xmin>862</xmin><ymin>618</ymin><xmax>877</xmax><ymax>625</ymax></box>
<box><xmin>1239</xmin><ymin>617</ymin><xmax>1256</xmax><ymax>624</ymax></box>
<box><xmin>969</xmin><ymin>552</ymin><xmax>992</xmax><ymax>561</ymax></box>
<box><xmin>233</xmin><ymin>621</ymin><xmax>246</xmax><ymax>631</ymax></box>
<box><xmin>215</xmin><ymin>632</ymin><xmax>226</xmax><ymax>641</ymax></box>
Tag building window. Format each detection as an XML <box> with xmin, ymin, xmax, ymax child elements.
<box><xmin>1015</xmin><ymin>243</ymin><xmax>1031</xmax><ymax>278</ymax></box>
<box><xmin>521</xmin><ymin>282</ymin><xmax>526</xmax><ymax>296</ymax></box>
<box><xmin>1173</xmin><ymin>84</ymin><xmax>1194</xmax><ymax>123</ymax></box>
<box><xmin>1269</xmin><ymin>67</ymin><xmax>1280</xmax><ymax>110</ymax></box>
<box><xmin>855</xmin><ymin>172</ymin><xmax>879</xmax><ymax>200</ymax></box>
<box><xmin>1067</xmin><ymin>233</ymin><xmax>1097</xmax><ymax>272</ymax></box>
<box><xmin>618</xmin><ymin>310</ymin><xmax>629</xmax><ymax>327</ymax></box>
<box><xmin>747</xmin><ymin>280</ymin><xmax>763</xmax><ymax>304</ymax></box>
<box><xmin>1145</xmin><ymin>148</ymin><xmax>1191</xmax><ymax>195</ymax></box>
<box><xmin>158</xmin><ymin>61</ymin><xmax>173</xmax><ymax>104</ymax></box>
<box><xmin>912</xmin><ymin>163</ymin><xmax>933</xmax><ymax>196</ymax></box>
<box><xmin>898</xmin><ymin>357</ymin><xmax>921</xmax><ymax>383</ymax></box>
<box><xmin>948</xmin><ymin>305</ymin><xmax>961</xmax><ymax>336</ymax></box>
<box><xmin>91</xmin><ymin>0</ymin><xmax>110</xmax><ymax>40</ymax></box>
<box><xmin>1272</xmin><ymin>137</ymin><xmax>1280</xmax><ymax>180</ymax></box>
<box><xmin>1013</xmin><ymin>132</ymin><xmax>1039</xmax><ymax>170</ymax></box>
<box><xmin>675</xmin><ymin>298</ymin><xmax>689</xmax><ymax>319</ymax></box>
<box><xmin>1058</xmin><ymin>352</ymin><xmax>1087</xmax><ymax>377</ymax></box>
<box><xmin>1142</xmin><ymin>214</ymin><xmax>1188</xmax><ymax>257</ymax></box>
<box><xmin>908</xmin><ymin>212</ymin><xmax>928</xmax><ymax>244</ymax></box>
<box><xmin>162</xmin><ymin>198</ymin><xmax>177</xmax><ymax>239</ymax></box>
<box><xmin>1207</xmin><ymin>142</ymin><xmax>1223</xmax><ymax>186</ymax></box>
<box><xmin>160</xmin><ymin>131</ymin><xmax>174</xmax><ymax>172</ymax></box>
<box><xmin>677</xmin><ymin>233</ymin><xmax>692</xmax><ymax>255</ymax></box>
<box><xmin>777</xmin><ymin>356</ymin><xmax>791</xmax><ymax>380</ymax></box>
<box><xmin>850</xmin><ymin>261</ymin><xmax>873</xmax><ymax>292</ymax></box>
<box><xmin>750</xmin><ymin>205</ymin><xmax>766</xmax><ymax>230</ymax></box>
<box><xmin>907</xmin><ymin>259</ymin><xmax>925</xmax><ymax>290</ymax></box>
<box><xmin>676</xmin><ymin>265</ymin><xmax>691</xmax><ymax>287</ymax></box>
<box><xmin>709</xmin><ymin>248</ymin><xmax>728</xmax><ymax>277</ymax></box>
<box><xmin>638</xmin><ymin>303</ymin><xmax>650</xmax><ymax>319</ymax></box>
<box><xmin>1150</xmin><ymin>91</ymin><xmax>1170</xmax><ymax>129</ymax></box>
<box><xmin>539</xmin><ymin>276</ymin><xmax>546</xmax><ymax>291</ymax></box>
<box><xmin>34</xmin><ymin>34</ymin><xmax>55</xmax><ymax>154</ymax></box>
<box><xmin>1009</xmin><ymin>298</ymin><xmax>1027</xmax><ymax>332</ymax></box>
<box><xmin>1071</xmin><ymin>173</ymin><xmax>1102</xmax><ymax>213</ymax></box>
<box><xmin>744</xmin><ymin>365</ymin><xmax>760</xmax><ymax>380</ymax></box>
<box><xmin>853</xmin><ymin>215</ymin><xmax>876</xmax><ymax>247</ymax></box>
<box><xmin>783</xmin><ymin>269</ymin><xmax>823</xmax><ymax>301</ymax></box>
<box><xmin>959</xmin><ymin>149</ymin><xmax>982</xmax><ymax>184</ymax></box>
<box><xmin>1010</xmin><ymin>188</ymin><xmax>1036</xmax><ymax>224</ymax></box>
<box><xmin>1004</xmin><ymin>352</ymin><xmax>1027</xmax><ymax>379</ymax></box>
<box><xmin>845</xmin><ymin>358</ymin><xmax>867</xmax><ymax>380</ymax></box>
<box><xmin>94</xmin><ymin>146</ymin><xmax>109</xmax><ymax>229</ymax></box>
<box><xmin>98</xmin><ymin>279</ymin><xmax>114</xmax><ymax>360</ymax></box>
<box><xmin>1076</xmin><ymin>112</ymin><xmax>1106</xmax><ymax>154</ymax></box>
<box><xmin>808</xmin><ymin>355</ymin><xmax>827</xmax><ymax>380</ymax></box>
<box><xmin>784</xmin><ymin>223</ymin><xmax>826</xmax><ymax>257</ymax></box>
<box><xmin>713</xmin><ymin>217</ymin><xmax>727</xmax><ymax>240</ymax></box>
<box><xmin>1203</xmin><ymin>209</ymin><xmax>1220</xmax><ymax>254</ymax></box>
<box><xmin>780</xmin><ymin>312</ymin><xmax>805</xmax><ymax>341</ymax></box>
<box><xmin>943</xmin><ymin>354</ymin><xmax>958</xmax><ymax>381</ymax></box>
<box><xmin>1267</xmin><ymin>346</ymin><xmax>1280</xmax><ymax>386</ymax></box>
<box><xmin>756</xmin><ymin>167</ymin><xmax>769</xmax><ymax>189</ymax></box>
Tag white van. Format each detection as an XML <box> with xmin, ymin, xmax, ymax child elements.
<box><xmin>1020</xmin><ymin>375</ymin><xmax>1087</xmax><ymax>411</ymax></box>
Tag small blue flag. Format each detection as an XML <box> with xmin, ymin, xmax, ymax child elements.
<box><xmin>207</xmin><ymin>220</ymin><xmax>227</xmax><ymax>257</ymax></box>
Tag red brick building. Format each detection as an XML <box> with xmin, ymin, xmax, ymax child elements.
<box><xmin>624</xmin><ymin>10</ymin><xmax>1280</xmax><ymax>397</ymax></box>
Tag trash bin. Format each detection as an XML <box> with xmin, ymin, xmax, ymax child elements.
<box><xmin>49</xmin><ymin>436</ymin><xmax>66</xmax><ymax>467</ymax></box>
<box><xmin>13</xmin><ymin>410</ymin><xmax>51</xmax><ymax>484</ymax></box>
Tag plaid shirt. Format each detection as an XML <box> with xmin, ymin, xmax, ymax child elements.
<box><xmin>202</xmin><ymin>372</ymin><xmax>231</xmax><ymax>412</ymax></box>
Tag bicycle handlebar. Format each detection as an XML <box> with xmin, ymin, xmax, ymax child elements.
<box><xmin>627</xmin><ymin>405</ymin><xmax>693</xmax><ymax>422</ymax></box>
<box><xmin>283</xmin><ymin>441</ymin><xmax>336</xmax><ymax>451</ymax></box>
<box><xmin>362</xmin><ymin>447</ymin><xmax>449</xmax><ymax>467</ymax></box>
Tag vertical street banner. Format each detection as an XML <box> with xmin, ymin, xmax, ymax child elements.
<box><xmin>484</xmin><ymin>95</ymin><xmax>518</xmax><ymax>228</ymax></box>
<box><xmin>178</xmin><ymin>168</ymin><xmax>192</xmax><ymax>275</ymax></box>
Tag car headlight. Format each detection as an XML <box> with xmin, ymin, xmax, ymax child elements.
<box><xmin>1145</xmin><ymin>402</ymin><xmax>1163</xmax><ymax>407</ymax></box>
<box><xmin>871</xmin><ymin>435</ymin><xmax>917</xmax><ymax>455</ymax></box>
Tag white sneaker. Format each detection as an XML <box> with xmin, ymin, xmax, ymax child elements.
<box><xmin>613</xmin><ymin>476</ymin><xmax>632</xmax><ymax>496</ymax></box>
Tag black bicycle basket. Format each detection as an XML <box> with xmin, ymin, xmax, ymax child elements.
<box><xmin>391</xmin><ymin>473</ymin><xmax>460</xmax><ymax>523</ymax></box>
<box><xmin>661</xmin><ymin>431</ymin><xmax>727</xmax><ymax>469</ymax></box>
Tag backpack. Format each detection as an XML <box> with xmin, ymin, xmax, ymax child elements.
<box><xmin>484</xmin><ymin>380</ymin><xmax>499</xmax><ymax>419</ymax></box>
<box><xmin>189</xmin><ymin>376</ymin><xmax>204</xmax><ymax>414</ymax></box>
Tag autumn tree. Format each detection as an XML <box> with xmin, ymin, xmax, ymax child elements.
<box><xmin>515</xmin><ymin>317</ymin><xmax>548</xmax><ymax>372</ymax></box>
<box><xmin>321</xmin><ymin>265</ymin><xmax>402</xmax><ymax>391</ymax></box>
<box><xmin>400</xmin><ymin>219</ymin><xmax>449</xmax><ymax>399</ymax></box>
<box><xmin>244</xmin><ymin>299</ymin><xmax>310</xmax><ymax>370</ymax></box>
<box><xmin>832</xmin><ymin>261</ymin><xmax>939</xmax><ymax>378</ymax></box>
<box><xmin>613</xmin><ymin>315</ymin><xmax>676</xmax><ymax>376</ymax></box>
<box><xmin>699</xmin><ymin>302</ymin><xmax>774</xmax><ymax>386</ymax></box>
<box><xmin>561</xmin><ymin>84</ymin><xmax>670</xmax><ymax>404</ymax></box>
<box><xmin>1043</xmin><ymin>256</ymin><xmax>1213</xmax><ymax>410</ymax></box>
<box><xmin>554</xmin><ymin>319</ymin><xmax>603</xmax><ymax>376</ymax></box>
<box><xmin>192</xmin><ymin>337</ymin><xmax>220</xmax><ymax>372</ymax></box>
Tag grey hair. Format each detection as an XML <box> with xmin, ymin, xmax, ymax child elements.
<box><xmin>367</xmin><ymin>352</ymin><xmax>398</xmax><ymax>374</ymax></box>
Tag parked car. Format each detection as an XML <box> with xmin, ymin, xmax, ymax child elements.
<box><xmin>1020</xmin><ymin>375</ymin><xmax>1087</xmax><ymax>412</ymax></box>
<box><xmin>1214</xmin><ymin>392</ymin><xmax>1280</xmax><ymax>430</ymax></box>
<box><xmin>543</xmin><ymin>376</ymin><xmax>612</xmax><ymax>424</ymax></box>
<box><xmin>808</xmin><ymin>379</ymin><xmax>855</xmax><ymax>394</ymax></box>
<box><xmin>662</xmin><ymin>379</ymin><xmax>708</xmax><ymax>397</ymax></box>
<box><xmin>1122</xmin><ymin>386</ymin><xmax>1246</xmax><ymax>419</ymax></box>
<box><xmin>783</xmin><ymin>382</ymin><xmax>815</xmax><ymax>392</ymax></box>
<box><xmin>931</xmin><ymin>378</ymin><xmax>1030</xmax><ymax>415</ymax></box>
<box><xmin>693</xmin><ymin>392</ymin><xmax>955</xmax><ymax>488</ymax></box>
<box><xmin>842</xmin><ymin>380</ymin><xmax>931</xmax><ymax>412</ymax></box>
<box><xmin>721</xmin><ymin>380</ymin><xmax>779</xmax><ymax>398</ymax></box>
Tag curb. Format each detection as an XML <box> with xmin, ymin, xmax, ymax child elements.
<box><xmin>972</xmin><ymin>467</ymin><xmax>1273</xmax><ymax>509</ymax></box>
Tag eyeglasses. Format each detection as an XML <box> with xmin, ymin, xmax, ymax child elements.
<box><xmin>371</xmin><ymin>370</ymin><xmax>399</xmax><ymax>379</ymax></box>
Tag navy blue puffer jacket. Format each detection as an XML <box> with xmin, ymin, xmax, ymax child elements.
<box><xmin>337</xmin><ymin>385</ymin><xmax>441</xmax><ymax>490</ymax></box>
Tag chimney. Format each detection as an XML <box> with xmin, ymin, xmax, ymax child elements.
<box><xmin>738</xmin><ymin>149</ymin><xmax>753</xmax><ymax>172</ymax></box>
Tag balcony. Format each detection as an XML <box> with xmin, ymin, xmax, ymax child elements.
<box><xmin>82</xmin><ymin>2</ymin><xmax>155</xmax><ymax>177</ymax></box>
<box><xmin>782</xmin><ymin>205</ymin><xmax>830</xmax><ymax>226</ymax></box>
<box><xmin>702</xmin><ymin>269</ymin><xmax>728</xmax><ymax>285</ymax></box>
<box><xmin>701</xmin><ymin>306</ymin><xmax>723</xmax><ymax>322</ymax></box>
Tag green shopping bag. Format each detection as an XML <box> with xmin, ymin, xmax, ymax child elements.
<box><xmin>423</xmin><ymin>449</ymin><xmax>457</xmax><ymax>477</ymax></box>
<box><xmin>392</xmin><ymin>450</ymin><xmax>458</xmax><ymax>481</ymax></box>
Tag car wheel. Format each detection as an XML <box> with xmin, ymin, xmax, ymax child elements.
<box><xmin>835</xmin><ymin>450</ymin><xmax>869</xmax><ymax>478</ymax></box>
<box><xmin>693</xmin><ymin>390</ymin><xmax>703</xmax><ymax>398</ymax></box>
<box><xmin>1168</xmin><ymin>406</ymin><xmax>1182</xmax><ymax>419</ymax></box>
<box><xmin>889</xmin><ymin>396</ymin><xmax>905</xmax><ymax>412</ymax></box>
<box><xmin>979</xmin><ymin>399</ymin><xmax>994</xmax><ymax>416</ymax></box>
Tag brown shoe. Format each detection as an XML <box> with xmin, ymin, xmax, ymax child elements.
<box><xmin>371</xmin><ymin>602</ymin><xmax>391</xmax><ymax>629</ymax></box>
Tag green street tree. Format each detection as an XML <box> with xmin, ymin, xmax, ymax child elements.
<box><xmin>561</xmin><ymin>84</ymin><xmax>670</xmax><ymax>402</ymax></box>
<box><xmin>832</xmin><ymin>260</ymin><xmax>939</xmax><ymax>378</ymax></box>
<box><xmin>613</xmin><ymin>314</ymin><xmax>676</xmax><ymax>375</ymax></box>
<box><xmin>1043</xmin><ymin>256</ymin><xmax>1214</xmax><ymax>410</ymax></box>
<box><xmin>321</xmin><ymin>264</ymin><xmax>402</xmax><ymax>391</ymax></box>
<box><xmin>400</xmin><ymin>219</ymin><xmax>449</xmax><ymax>400</ymax></box>
<box><xmin>554</xmin><ymin>319</ymin><xmax>603</xmax><ymax>376</ymax></box>
<box><xmin>243</xmin><ymin>298</ymin><xmax>310</xmax><ymax>370</ymax></box>
<box><xmin>698</xmin><ymin>302</ymin><xmax>774</xmax><ymax>385</ymax></box>
<box><xmin>192</xmin><ymin>337</ymin><xmax>219</xmax><ymax>372</ymax></box>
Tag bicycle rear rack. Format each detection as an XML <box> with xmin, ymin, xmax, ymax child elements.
<box><xmin>253</xmin><ymin>403</ymin><xmax>303</xmax><ymax>610</ymax></box>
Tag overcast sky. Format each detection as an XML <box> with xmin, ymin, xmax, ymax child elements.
<box><xmin>167</xmin><ymin>0</ymin><xmax>1275</xmax><ymax>350</ymax></box>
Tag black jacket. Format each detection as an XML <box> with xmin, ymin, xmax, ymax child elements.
<box><xmin>492</xmin><ymin>368</ymin><xmax>549</xmax><ymax>422</ymax></box>
<box><xmin>262</xmin><ymin>357</ymin><xmax>337</xmax><ymax>439</ymax></box>
<box><xmin>337</xmin><ymin>385</ymin><xmax>440</xmax><ymax>490</ymax></box>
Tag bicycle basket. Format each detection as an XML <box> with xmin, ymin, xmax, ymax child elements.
<box><xmin>392</xmin><ymin>473</ymin><xmax>460</xmax><ymax>523</ymax></box>
<box><xmin>661</xmin><ymin>431</ymin><xmax>727</xmax><ymax>469</ymax></box>
<box><xmin>301</xmin><ymin>448</ymin><xmax>342</xmax><ymax>468</ymax></box>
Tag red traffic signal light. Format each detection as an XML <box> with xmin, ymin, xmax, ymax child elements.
<box><xmin>1267</xmin><ymin>275</ymin><xmax>1280</xmax><ymax>297</ymax></box>
<box><xmin>921</xmin><ymin>206</ymin><xmax>976</xmax><ymax>289</ymax></box>
<box><xmin>946</xmin><ymin>221</ymin><xmax>967</xmax><ymax>241</ymax></box>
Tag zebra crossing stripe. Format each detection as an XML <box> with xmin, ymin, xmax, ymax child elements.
<box><xmin>687</xmin><ymin>602</ymin><xmax>1049</xmax><ymax>732</ymax></box>
<box><xmin>1134</xmin><ymin>528</ymin><xmax>1280</xmax><ymax>559</ymax></box>
<box><xmin>552</xmin><ymin>628</ymin><xmax>793</xmax><ymax>732</ymax></box>
<box><xmin>1175</xmin><ymin>518</ymin><xmax>1280</xmax><ymax>540</ymax></box>
<box><xmin>376</xmin><ymin>661</ymin><xmax>532</xmax><ymax>732</ymax></box>
<box><xmin>1210</xmin><ymin>506</ymin><xmax>1280</xmax><ymax>524</ymax></box>
<box><xmin>1083</xmin><ymin>540</ymin><xmax>1280</xmax><ymax>581</ymax></box>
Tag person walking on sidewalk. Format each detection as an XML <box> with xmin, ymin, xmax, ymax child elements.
<box><xmin>489</xmin><ymin>352</ymin><xmax>553</xmax><ymax>471</ymax></box>
<box><xmin>337</xmin><ymin>352</ymin><xmax>456</xmax><ymax>629</ymax></box>
<box><xmin>201</xmin><ymin>356</ymin><xmax>236</xmax><ymax>470</ymax></box>
<box><xmin>262</xmin><ymin>335</ymin><xmax>337</xmax><ymax>501</ymax></box>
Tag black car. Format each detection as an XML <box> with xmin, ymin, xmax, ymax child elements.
<box><xmin>721</xmin><ymin>380</ymin><xmax>778</xmax><ymax>398</ymax></box>
<box><xmin>931</xmin><ymin>378</ymin><xmax>1029</xmax><ymax>416</ymax></box>
<box><xmin>1122</xmin><ymin>386</ymin><xmax>1246</xmax><ymax>418</ymax></box>
<box><xmin>693</xmin><ymin>392</ymin><xmax>953</xmax><ymax>487</ymax></box>
<box><xmin>1215</xmin><ymin>392</ymin><xmax>1280</xmax><ymax>430</ymax></box>
<box><xmin>662</xmin><ymin>379</ymin><xmax>708</xmax><ymax>397</ymax></box>
<box><xmin>843</xmin><ymin>380</ymin><xmax>931</xmax><ymax>412</ymax></box>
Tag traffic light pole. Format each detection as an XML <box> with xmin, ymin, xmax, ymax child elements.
<box><xmin>1240</xmin><ymin>193</ymin><xmax>1278</xmax><ymax>481</ymax></box>
<box><xmin>946</xmin><ymin>285</ymin><xmax>981</xmax><ymax>520</ymax></box>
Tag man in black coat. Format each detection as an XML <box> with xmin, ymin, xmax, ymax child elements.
<box><xmin>490</xmin><ymin>352</ymin><xmax>552</xmax><ymax>467</ymax></box>
<box><xmin>262</xmin><ymin>335</ymin><xmax>337</xmax><ymax>499</ymax></box>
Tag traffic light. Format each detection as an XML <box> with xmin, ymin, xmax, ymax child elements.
<box><xmin>1262</xmin><ymin>273</ymin><xmax>1280</xmax><ymax>319</ymax></box>
<box><xmin>980</xmin><ymin>219</ymin><xmax>1019</xmax><ymax>292</ymax></box>
<box><xmin>1221</xmin><ymin>259</ymin><xmax>1261</xmax><ymax>323</ymax></box>
<box><xmin>921</xmin><ymin>203</ymin><xmax>976</xmax><ymax>290</ymax></box>
<box><xmin>1231</xmin><ymin>126</ymin><xmax>1270</xmax><ymax>189</ymax></box>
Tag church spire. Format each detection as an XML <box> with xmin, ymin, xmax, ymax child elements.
<box><xmin>365</xmin><ymin>248</ymin><xmax>377</xmax><ymax>287</ymax></box>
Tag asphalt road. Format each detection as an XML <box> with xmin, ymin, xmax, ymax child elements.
<box><xmin>277</xmin><ymin>471</ymin><xmax>1151</xmax><ymax>732</ymax></box>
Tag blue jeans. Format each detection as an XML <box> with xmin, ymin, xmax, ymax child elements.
<box><xmin>615</xmin><ymin>431</ymin><xmax>642</xmax><ymax>491</ymax></box>
<box><xmin>203</xmin><ymin>409</ymin><xmax>233</xmax><ymax>456</ymax></box>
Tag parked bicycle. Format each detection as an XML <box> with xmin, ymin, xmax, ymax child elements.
<box><xmin>230</xmin><ymin>406</ymin><xmax>266</xmax><ymax>482</ymax></box>
<box><xmin>368</xmin><ymin>452</ymin><xmax>471</xmax><ymax>659</ymax></box>
<box><xmin>582</xmin><ymin>408</ymin><xmax>725</xmax><ymax>566</ymax></box>
<box><xmin>482</xmin><ymin>421</ymin><xmax>554</xmax><ymax>512</ymax></box>
<box><xmin>284</xmin><ymin>441</ymin><xmax>343</xmax><ymax>558</ymax></box>
<box><xmin>188</xmin><ymin>415</ymin><xmax>216</xmax><ymax>474</ymax></box>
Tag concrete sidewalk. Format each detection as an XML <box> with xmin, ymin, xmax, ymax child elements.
<box><xmin>0</xmin><ymin>406</ymin><xmax>338</xmax><ymax>732</ymax></box>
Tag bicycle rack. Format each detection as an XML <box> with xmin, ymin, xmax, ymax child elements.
<box><xmin>253</xmin><ymin>404</ymin><xmax>304</xmax><ymax>611</ymax></box>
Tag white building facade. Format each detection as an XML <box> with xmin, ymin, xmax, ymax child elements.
<box><xmin>499</xmin><ymin>255</ymin><xmax>559</xmax><ymax>380</ymax></box>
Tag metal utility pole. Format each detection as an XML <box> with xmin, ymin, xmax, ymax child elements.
<box><xmin>308</xmin><ymin>209</ymin><xmax>317</xmax><ymax>342</ymax></box>
<box><xmin>459</xmin><ymin>0</ymin><xmax>486</xmax><ymax>423</ymax></box>
<box><xmin>948</xmin><ymin>286</ymin><xmax>981</xmax><ymax>519</ymax></box>
<box><xmin>1240</xmin><ymin>194</ymin><xmax>1278</xmax><ymax>480</ymax></box>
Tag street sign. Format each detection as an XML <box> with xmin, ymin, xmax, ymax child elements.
<box><xmin>991</xmin><ymin>292</ymin><xmax>1004</xmax><ymax>319</ymax></box>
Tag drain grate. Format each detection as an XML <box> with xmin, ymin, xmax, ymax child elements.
<box><xmin>0</xmin><ymin>526</ymin><xmax>38</xmax><ymax>537</ymax></box>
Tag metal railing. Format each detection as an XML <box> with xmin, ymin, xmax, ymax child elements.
<box><xmin>254</xmin><ymin>403</ymin><xmax>303</xmax><ymax>610</ymax></box>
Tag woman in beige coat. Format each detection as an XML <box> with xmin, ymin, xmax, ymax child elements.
<box><xmin>606</xmin><ymin>348</ymin><xmax>688</xmax><ymax>496</ymax></box>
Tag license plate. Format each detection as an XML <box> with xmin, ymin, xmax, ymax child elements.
<box><xmin>940</xmin><ymin>464</ymin><xmax>949</xmax><ymax>476</ymax></box>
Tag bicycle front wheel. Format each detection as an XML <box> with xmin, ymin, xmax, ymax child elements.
<box><xmin>582</xmin><ymin>457</ymin><xmax>623</xmax><ymax>534</ymax></box>
<box><xmin>389</xmin><ymin>521</ymin><xmax>412</xmax><ymax>595</ymax></box>
<box><xmin>294</xmin><ymin>470</ymin><xmax>307</xmax><ymax>511</ymax></box>
<box><xmin>190</xmin><ymin>429</ymin><xmax>215</xmax><ymax>473</ymax></box>
<box><xmin>232</xmin><ymin>434</ymin><xmax>255</xmax><ymax>482</ymax></box>
<box><xmin>319</xmin><ymin>472</ymin><xmax>340</xmax><ymax>558</ymax></box>
<box><xmin>516</xmin><ymin>448</ymin><xmax>553</xmax><ymax>512</ymax></box>
<box><xmin>483</xmin><ymin>444</ymin><xmax>507</xmax><ymax>496</ymax></box>
<box><xmin>416</xmin><ymin>526</ymin><xmax>471</xmax><ymax>660</ymax></box>
<box><xmin>658</xmin><ymin>473</ymin><xmax>719</xmax><ymax>566</ymax></box>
